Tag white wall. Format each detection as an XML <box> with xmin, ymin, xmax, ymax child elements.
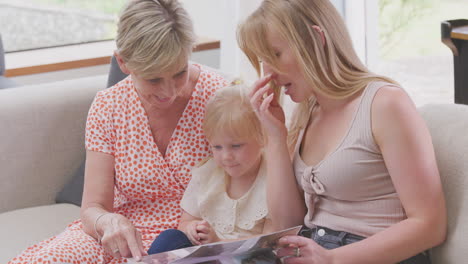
<box><xmin>180</xmin><ymin>0</ymin><xmax>262</xmax><ymax>82</ymax></box>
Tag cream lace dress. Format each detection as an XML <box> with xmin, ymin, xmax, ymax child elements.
<box><xmin>180</xmin><ymin>159</ymin><xmax>269</xmax><ymax>240</ymax></box>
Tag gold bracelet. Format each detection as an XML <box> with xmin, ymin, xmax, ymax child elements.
<box><xmin>94</xmin><ymin>212</ymin><xmax>112</xmax><ymax>244</ymax></box>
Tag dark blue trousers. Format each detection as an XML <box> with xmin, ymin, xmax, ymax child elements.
<box><xmin>148</xmin><ymin>229</ymin><xmax>194</xmax><ymax>255</ymax></box>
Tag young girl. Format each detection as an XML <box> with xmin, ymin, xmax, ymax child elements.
<box><xmin>147</xmin><ymin>81</ymin><xmax>274</xmax><ymax>254</ymax></box>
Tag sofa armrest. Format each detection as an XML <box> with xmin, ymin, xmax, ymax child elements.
<box><xmin>0</xmin><ymin>75</ymin><xmax>106</xmax><ymax>213</ymax></box>
<box><xmin>419</xmin><ymin>104</ymin><xmax>468</xmax><ymax>263</ymax></box>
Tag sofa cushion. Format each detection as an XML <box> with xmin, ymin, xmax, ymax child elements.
<box><xmin>0</xmin><ymin>75</ymin><xmax>18</xmax><ymax>89</ymax></box>
<box><xmin>0</xmin><ymin>75</ymin><xmax>106</xmax><ymax>213</ymax></box>
<box><xmin>0</xmin><ymin>203</ymin><xmax>81</xmax><ymax>263</ymax></box>
<box><xmin>55</xmin><ymin>160</ymin><xmax>85</xmax><ymax>206</ymax></box>
<box><xmin>419</xmin><ymin>104</ymin><xmax>468</xmax><ymax>264</ymax></box>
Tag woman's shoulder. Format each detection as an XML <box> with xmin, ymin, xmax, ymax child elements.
<box><xmin>197</xmin><ymin>64</ymin><xmax>229</xmax><ymax>83</ymax></box>
<box><xmin>93</xmin><ymin>76</ymin><xmax>135</xmax><ymax>108</ymax></box>
<box><xmin>96</xmin><ymin>76</ymin><xmax>134</xmax><ymax>100</ymax></box>
<box><xmin>371</xmin><ymin>83</ymin><xmax>420</xmax><ymax>145</ymax></box>
<box><xmin>195</xmin><ymin>64</ymin><xmax>229</xmax><ymax>98</ymax></box>
<box><xmin>372</xmin><ymin>84</ymin><xmax>413</xmax><ymax>116</ymax></box>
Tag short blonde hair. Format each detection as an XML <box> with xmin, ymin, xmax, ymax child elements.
<box><xmin>237</xmin><ymin>0</ymin><xmax>397</xmax><ymax>149</ymax></box>
<box><xmin>116</xmin><ymin>0</ymin><xmax>196</xmax><ymax>79</ymax></box>
<box><xmin>203</xmin><ymin>82</ymin><xmax>264</xmax><ymax>145</ymax></box>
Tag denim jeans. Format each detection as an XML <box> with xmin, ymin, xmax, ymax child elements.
<box><xmin>147</xmin><ymin>229</ymin><xmax>193</xmax><ymax>254</ymax></box>
<box><xmin>300</xmin><ymin>226</ymin><xmax>431</xmax><ymax>264</ymax></box>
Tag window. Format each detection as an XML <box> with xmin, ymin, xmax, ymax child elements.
<box><xmin>0</xmin><ymin>0</ymin><xmax>126</xmax><ymax>52</ymax></box>
<box><xmin>372</xmin><ymin>0</ymin><xmax>468</xmax><ymax>106</ymax></box>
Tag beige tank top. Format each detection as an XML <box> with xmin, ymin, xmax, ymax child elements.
<box><xmin>293</xmin><ymin>82</ymin><xmax>406</xmax><ymax>237</ymax></box>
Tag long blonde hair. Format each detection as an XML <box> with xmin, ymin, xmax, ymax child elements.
<box><xmin>237</xmin><ymin>0</ymin><xmax>397</xmax><ymax>149</ymax></box>
<box><xmin>116</xmin><ymin>0</ymin><xmax>196</xmax><ymax>79</ymax></box>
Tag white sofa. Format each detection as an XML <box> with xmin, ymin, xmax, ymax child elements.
<box><xmin>0</xmin><ymin>74</ymin><xmax>467</xmax><ymax>263</ymax></box>
<box><xmin>0</xmin><ymin>75</ymin><xmax>106</xmax><ymax>262</ymax></box>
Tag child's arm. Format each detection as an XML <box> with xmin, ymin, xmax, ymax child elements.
<box><xmin>261</xmin><ymin>218</ymin><xmax>275</xmax><ymax>234</ymax></box>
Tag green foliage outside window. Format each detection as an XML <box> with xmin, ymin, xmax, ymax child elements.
<box><xmin>379</xmin><ymin>0</ymin><xmax>468</xmax><ymax>59</ymax></box>
<box><xmin>34</xmin><ymin>0</ymin><xmax>128</xmax><ymax>14</ymax></box>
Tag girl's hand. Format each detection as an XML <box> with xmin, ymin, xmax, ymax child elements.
<box><xmin>185</xmin><ymin>220</ymin><xmax>203</xmax><ymax>245</ymax></box>
<box><xmin>250</xmin><ymin>75</ymin><xmax>287</xmax><ymax>140</ymax></box>
<box><xmin>99</xmin><ymin>213</ymin><xmax>147</xmax><ymax>260</ymax></box>
<box><xmin>275</xmin><ymin>235</ymin><xmax>334</xmax><ymax>264</ymax></box>
<box><xmin>196</xmin><ymin>220</ymin><xmax>220</xmax><ymax>244</ymax></box>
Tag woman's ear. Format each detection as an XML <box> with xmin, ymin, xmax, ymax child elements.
<box><xmin>311</xmin><ymin>25</ymin><xmax>326</xmax><ymax>47</ymax></box>
<box><xmin>114</xmin><ymin>51</ymin><xmax>131</xmax><ymax>75</ymax></box>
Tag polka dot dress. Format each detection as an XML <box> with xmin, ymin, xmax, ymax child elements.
<box><xmin>9</xmin><ymin>64</ymin><xmax>227</xmax><ymax>264</ymax></box>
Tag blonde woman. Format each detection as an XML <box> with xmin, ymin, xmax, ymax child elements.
<box><xmin>147</xmin><ymin>82</ymin><xmax>274</xmax><ymax>255</ymax></box>
<box><xmin>9</xmin><ymin>0</ymin><xmax>227</xmax><ymax>263</ymax></box>
<box><xmin>238</xmin><ymin>0</ymin><xmax>446</xmax><ymax>263</ymax></box>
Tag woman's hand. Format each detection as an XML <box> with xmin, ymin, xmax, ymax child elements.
<box><xmin>195</xmin><ymin>220</ymin><xmax>219</xmax><ymax>244</ymax></box>
<box><xmin>99</xmin><ymin>213</ymin><xmax>147</xmax><ymax>260</ymax></box>
<box><xmin>276</xmin><ymin>235</ymin><xmax>334</xmax><ymax>264</ymax></box>
<box><xmin>250</xmin><ymin>75</ymin><xmax>287</xmax><ymax>140</ymax></box>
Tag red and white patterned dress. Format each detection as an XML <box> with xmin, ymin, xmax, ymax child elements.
<box><xmin>9</xmin><ymin>64</ymin><xmax>227</xmax><ymax>264</ymax></box>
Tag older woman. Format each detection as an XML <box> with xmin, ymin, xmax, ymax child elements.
<box><xmin>9</xmin><ymin>0</ymin><xmax>227</xmax><ymax>263</ymax></box>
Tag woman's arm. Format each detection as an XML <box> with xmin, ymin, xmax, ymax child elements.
<box><xmin>331</xmin><ymin>86</ymin><xmax>446</xmax><ymax>263</ymax></box>
<box><xmin>80</xmin><ymin>150</ymin><xmax>115</xmax><ymax>237</ymax></box>
<box><xmin>262</xmin><ymin>218</ymin><xmax>275</xmax><ymax>234</ymax></box>
<box><xmin>251</xmin><ymin>76</ymin><xmax>307</xmax><ymax>230</ymax></box>
<box><xmin>80</xmin><ymin>150</ymin><xmax>146</xmax><ymax>260</ymax></box>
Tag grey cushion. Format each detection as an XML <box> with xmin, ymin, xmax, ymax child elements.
<box><xmin>0</xmin><ymin>34</ymin><xmax>18</xmax><ymax>89</ymax></box>
<box><xmin>55</xmin><ymin>160</ymin><xmax>85</xmax><ymax>206</ymax></box>
<box><xmin>106</xmin><ymin>55</ymin><xmax>128</xmax><ymax>88</ymax></box>
<box><xmin>0</xmin><ymin>34</ymin><xmax>5</xmax><ymax>76</ymax></box>
<box><xmin>0</xmin><ymin>75</ymin><xmax>18</xmax><ymax>89</ymax></box>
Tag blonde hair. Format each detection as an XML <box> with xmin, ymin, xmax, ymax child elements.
<box><xmin>237</xmin><ymin>0</ymin><xmax>398</xmax><ymax>150</ymax></box>
<box><xmin>203</xmin><ymin>81</ymin><xmax>264</xmax><ymax>146</ymax></box>
<box><xmin>116</xmin><ymin>0</ymin><xmax>196</xmax><ymax>79</ymax></box>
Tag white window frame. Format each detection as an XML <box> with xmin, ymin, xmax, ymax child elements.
<box><xmin>343</xmin><ymin>0</ymin><xmax>379</xmax><ymax>68</ymax></box>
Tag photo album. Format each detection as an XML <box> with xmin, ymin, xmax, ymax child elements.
<box><xmin>130</xmin><ymin>225</ymin><xmax>302</xmax><ymax>264</ymax></box>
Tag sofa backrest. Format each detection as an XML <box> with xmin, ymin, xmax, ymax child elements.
<box><xmin>0</xmin><ymin>75</ymin><xmax>106</xmax><ymax>213</ymax></box>
<box><xmin>419</xmin><ymin>104</ymin><xmax>468</xmax><ymax>263</ymax></box>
